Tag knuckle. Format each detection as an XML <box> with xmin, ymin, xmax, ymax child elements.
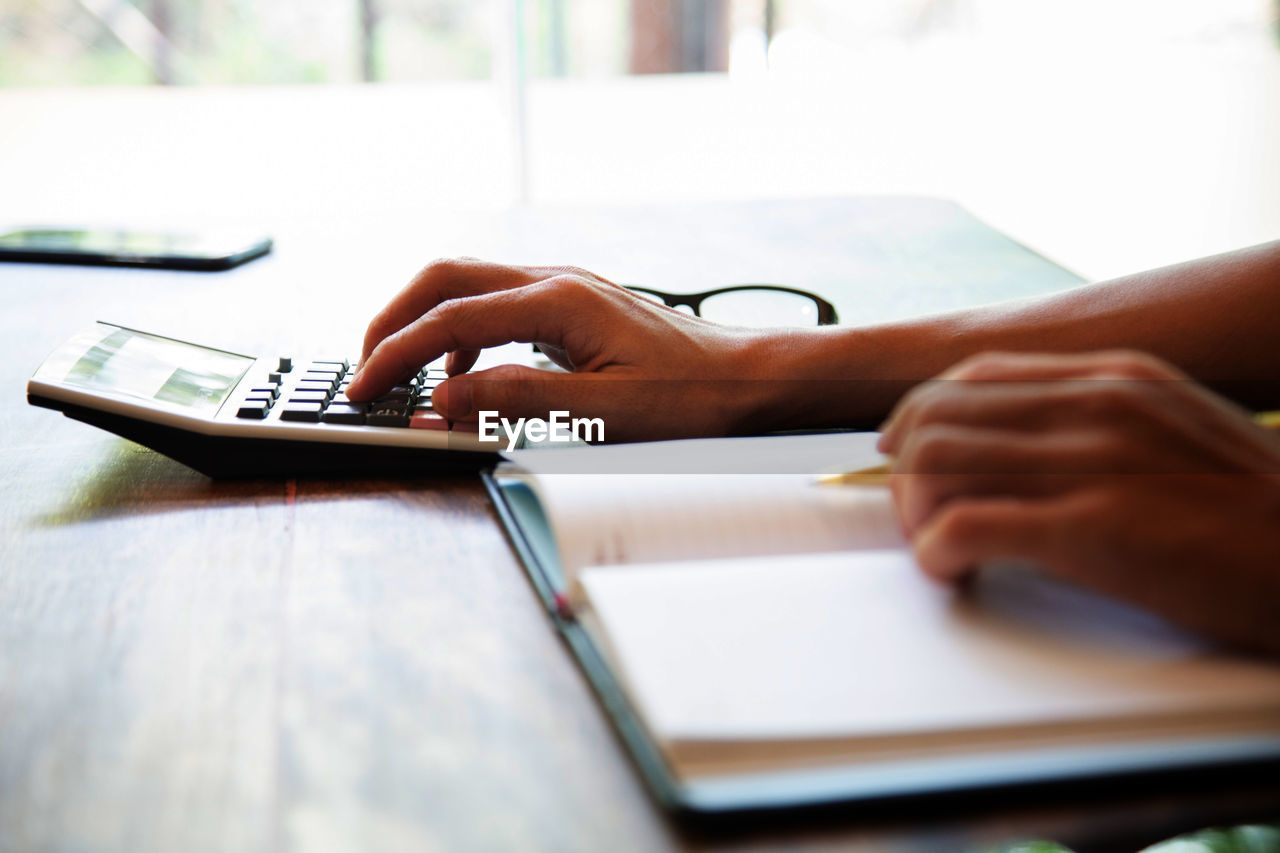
<box><xmin>420</xmin><ymin>257</ymin><xmax>468</xmax><ymax>279</ymax></box>
<box><xmin>888</xmin><ymin>385</ymin><xmax>926</xmax><ymax>418</ymax></box>
<box><xmin>429</xmin><ymin>294</ymin><xmax>474</xmax><ymax>323</ymax></box>
<box><xmin>365</xmin><ymin>307</ymin><xmax>395</xmax><ymax>339</ymax></box>
<box><xmin>1096</xmin><ymin>349</ymin><xmax>1174</xmax><ymax>380</ymax></box>
<box><xmin>948</xmin><ymin>351</ymin><xmax>1014</xmax><ymax>380</ymax></box>
<box><xmin>911</xmin><ymin>382</ymin><xmax>960</xmax><ymax>423</ymax></box>
<box><xmin>426</xmin><ymin>298</ymin><xmax>477</xmax><ymax>345</ymax></box>
<box><xmin>930</xmin><ymin>502</ymin><xmax>984</xmax><ymax>549</ymax></box>
<box><xmin>549</xmin><ymin>265</ymin><xmax>598</xmax><ymax>282</ymax></box>
<box><xmin>364</xmin><ymin>307</ymin><xmax>403</xmax><ymax>349</ymax></box>
<box><xmin>542</xmin><ymin>272</ymin><xmax>594</xmax><ymax>295</ymax></box>
<box><xmin>1077</xmin><ymin>381</ymin><xmax>1144</xmax><ymax>420</ymax></box>
<box><xmin>907</xmin><ymin>425</ymin><xmax>962</xmax><ymax>473</ymax></box>
<box><xmin>532</xmin><ymin>274</ymin><xmax>600</xmax><ymax>308</ymax></box>
<box><xmin>893</xmin><ymin>381</ymin><xmax>951</xmax><ymax>430</ymax></box>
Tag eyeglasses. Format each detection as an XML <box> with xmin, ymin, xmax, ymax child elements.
<box><xmin>626</xmin><ymin>284</ymin><xmax>839</xmax><ymax>327</ymax></box>
<box><xmin>531</xmin><ymin>283</ymin><xmax>838</xmax><ymax>358</ymax></box>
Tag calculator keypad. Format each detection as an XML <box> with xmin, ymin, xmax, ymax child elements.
<box><xmin>235</xmin><ymin>360</ymin><xmax>447</xmax><ymax>430</ymax></box>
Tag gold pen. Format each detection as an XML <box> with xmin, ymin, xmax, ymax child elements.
<box><xmin>816</xmin><ymin>410</ymin><xmax>1280</xmax><ymax>488</ymax></box>
<box><xmin>814</xmin><ymin>463</ymin><xmax>892</xmax><ymax>488</ymax></box>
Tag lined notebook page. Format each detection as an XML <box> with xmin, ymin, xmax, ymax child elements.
<box><xmin>500</xmin><ymin>433</ymin><xmax>899</xmax><ymax>580</ymax></box>
<box><xmin>531</xmin><ymin>473</ymin><xmax>901</xmax><ymax>579</ymax></box>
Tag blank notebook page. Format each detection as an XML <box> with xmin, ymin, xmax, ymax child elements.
<box><xmin>577</xmin><ymin>550</ymin><xmax>1280</xmax><ymax>742</ymax></box>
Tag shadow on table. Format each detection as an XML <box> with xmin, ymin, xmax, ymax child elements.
<box><xmin>26</xmin><ymin>438</ymin><xmax>483</xmax><ymax>526</ymax></box>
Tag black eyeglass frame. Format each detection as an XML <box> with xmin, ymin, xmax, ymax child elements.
<box><xmin>625</xmin><ymin>283</ymin><xmax>839</xmax><ymax>326</ymax></box>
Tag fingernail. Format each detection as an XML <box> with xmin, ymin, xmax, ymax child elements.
<box><xmin>435</xmin><ymin>378</ymin><xmax>472</xmax><ymax>419</ymax></box>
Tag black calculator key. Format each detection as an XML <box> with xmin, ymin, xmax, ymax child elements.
<box><xmin>243</xmin><ymin>394</ymin><xmax>274</xmax><ymax>407</ymax></box>
<box><xmin>303</xmin><ymin>371</ymin><xmax>341</xmax><ymax>386</ymax></box>
<box><xmin>375</xmin><ymin>390</ymin><xmax>415</xmax><ymax>405</ymax></box>
<box><xmin>288</xmin><ymin>390</ymin><xmax>330</xmax><ymax>404</ymax></box>
<box><xmin>268</xmin><ymin>372</ymin><xmax>284</xmax><ymax>384</ymax></box>
<box><xmin>367</xmin><ymin>406</ymin><xmax>411</xmax><ymax>428</ymax></box>
<box><xmin>277</xmin><ymin>357</ymin><xmax>293</xmax><ymax>373</ymax></box>
<box><xmin>321</xmin><ymin>405</ymin><xmax>367</xmax><ymax>425</ymax></box>
<box><xmin>294</xmin><ymin>380</ymin><xmax>335</xmax><ymax>396</ymax></box>
<box><xmin>236</xmin><ymin>401</ymin><xmax>270</xmax><ymax>419</ymax></box>
<box><xmin>249</xmin><ymin>384</ymin><xmax>280</xmax><ymax>399</ymax></box>
<box><xmin>280</xmin><ymin>403</ymin><xmax>324</xmax><ymax>422</ymax></box>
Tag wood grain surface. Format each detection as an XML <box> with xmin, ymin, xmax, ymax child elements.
<box><xmin>2</xmin><ymin>200</ymin><xmax>1276</xmax><ymax>853</ymax></box>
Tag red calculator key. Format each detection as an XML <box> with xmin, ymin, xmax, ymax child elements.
<box><xmin>409</xmin><ymin>413</ymin><xmax>449</xmax><ymax>431</ymax></box>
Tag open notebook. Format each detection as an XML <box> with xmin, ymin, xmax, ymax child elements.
<box><xmin>484</xmin><ymin>433</ymin><xmax>1280</xmax><ymax>815</ymax></box>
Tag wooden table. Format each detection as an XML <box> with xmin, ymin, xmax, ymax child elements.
<box><xmin>2</xmin><ymin>198</ymin><xmax>1277</xmax><ymax>853</ymax></box>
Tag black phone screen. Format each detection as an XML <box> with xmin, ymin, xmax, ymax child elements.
<box><xmin>0</xmin><ymin>227</ymin><xmax>272</xmax><ymax>270</ymax></box>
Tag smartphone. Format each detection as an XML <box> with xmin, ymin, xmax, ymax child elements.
<box><xmin>0</xmin><ymin>227</ymin><xmax>272</xmax><ymax>271</ymax></box>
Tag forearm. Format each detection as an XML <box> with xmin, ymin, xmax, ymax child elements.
<box><xmin>755</xmin><ymin>239</ymin><xmax>1280</xmax><ymax>430</ymax></box>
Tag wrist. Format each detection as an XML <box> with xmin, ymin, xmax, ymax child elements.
<box><xmin>729</xmin><ymin>318</ymin><xmax>964</xmax><ymax>433</ymax></box>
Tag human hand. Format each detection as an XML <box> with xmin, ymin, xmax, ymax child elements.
<box><xmin>877</xmin><ymin>350</ymin><xmax>1280</xmax><ymax>654</ymax></box>
<box><xmin>346</xmin><ymin>258</ymin><xmax>786</xmax><ymax>441</ymax></box>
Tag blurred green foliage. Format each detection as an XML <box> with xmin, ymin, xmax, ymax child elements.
<box><xmin>1143</xmin><ymin>824</ymin><xmax>1280</xmax><ymax>853</ymax></box>
<box><xmin>981</xmin><ymin>824</ymin><xmax>1280</xmax><ymax>853</ymax></box>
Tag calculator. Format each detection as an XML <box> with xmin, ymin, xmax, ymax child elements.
<box><xmin>27</xmin><ymin>322</ymin><xmax>498</xmax><ymax>478</ymax></box>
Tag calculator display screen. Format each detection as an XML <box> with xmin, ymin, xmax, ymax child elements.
<box><xmin>58</xmin><ymin>325</ymin><xmax>253</xmax><ymax>416</ymax></box>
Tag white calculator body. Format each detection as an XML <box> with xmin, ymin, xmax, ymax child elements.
<box><xmin>28</xmin><ymin>322</ymin><xmax>497</xmax><ymax>478</ymax></box>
